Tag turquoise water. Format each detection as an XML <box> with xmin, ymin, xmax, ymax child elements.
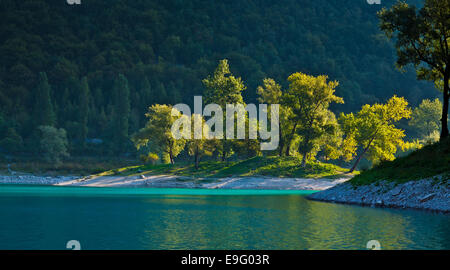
<box><xmin>0</xmin><ymin>185</ymin><xmax>448</xmax><ymax>250</ymax></box>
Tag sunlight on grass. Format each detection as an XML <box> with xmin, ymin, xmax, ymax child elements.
<box><xmin>98</xmin><ymin>156</ymin><xmax>352</xmax><ymax>179</ymax></box>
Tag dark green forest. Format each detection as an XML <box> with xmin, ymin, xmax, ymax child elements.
<box><xmin>0</xmin><ymin>0</ymin><xmax>437</xmax><ymax>157</ymax></box>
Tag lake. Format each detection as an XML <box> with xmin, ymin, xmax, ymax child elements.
<box><xmin>0</xmin><ymin>185</ymin><xmax>448</xmax><ymax>250</ymax></box>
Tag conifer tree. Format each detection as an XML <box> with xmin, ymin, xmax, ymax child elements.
<box><xmin>33</xmin><ymin>72</ymin><xmax>56</xmax><ymax>127</ymax></box>
<box><xmin>79</xmin><ymin>77</ymin><xmax>90</xmax><ymax>146</ymax></box>
<box><xmin>141</xmin><ymin>77</ymin><xmax>153</xmax><ymax>110</ymax></box>
<box><xmin>113</xmin><ymin>74</ymin><xmax>131</xmax><ymax>152</ymax></box>
<box><xmin>156</xmin><ymin>82</ymin><xmax>168</xmax><ymax>104</ymax></box>
<box><xmin>203</xmin><ymin>59</ymin><xmax>246</xmax><ymax>161</ymax></box>
<box><xmin>167</xmin><ymin>82</ymin><xmax>182</xmax><ymax>105</ymax></box>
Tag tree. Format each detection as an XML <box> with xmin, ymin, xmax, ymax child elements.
<box><xmin>33</xmin><ymin>72</ymin><xmax>55</xmax><ymax>127</ymax></box>
<box><xmin>186</xmin><ymin>114</ymin><xmax>213</xmax><ymax>170</ymax></box>
<box><xmin>132</xmin><ymin>104</ymin><xmax>186</xmax><ymax>164</ymax></box>
<box><xmin>78</xmin><ymin>77</ymin><xmax>90</xmax><ymax>146</ymax></box>
<box><xmin>257</xmin><ymin>78</ymin><xmax>282</xmax><ymax>104</ymax></box>
<box><xmin>283</xmin><ymin>72</ymin><xmax>344</xmax><ymax>166</ymax></box>
<box><xmin>203</xmin><ymin>59</ymin><xmax>246</xmax><ymax>161</ymax></box>
<box><xmin>379</xmin><ymin>0</ymin><xmax>450</xmax><ymax>140</ymax></box>
<box><xmin>409</xmin><ymin>98</ymin><xmax>442</xmax><ymax>140</ymax></box>
<box><xmin>140</xmin><ymin>152</ymin><xmax>159</xmax><ymax>165</ymax></box>
<box><xmin>155</xmin><ymin>82</ymin><xmax>168</xmax><ymax>104</ymax></box>
<box><xmin>232</xmin><ymin>116</ymin><xmax>261</xmax><ymax>158</ymax></box>
<box><xmin>167</xmin><ymin>82</ymin><xmax>182</xmax><ymax>105</ymax></box>
<box><xmin>318</xmin><ymin>111</ymin><xmax>360</xmax><ymax>163</ymax></box>
<box><xmin>140</xmin><ymin>77</ymin><xmax>154</xmax><ymax>115</ymax></box>
<box><xmin>257</xmin><ymin>78</ymin><xmax>291</xmax><ymax>156</ymax></box>
<box><xmin>0</xmin><ymin>127</ymin><xmax>23</xmax><ymax>153</ymax></box>
<box><xmin>319</xmin><ymin>111</ymin><xmax>344</xmax><ymax>161</ymax></box>
<box><xmin>340</xmin><ymin>96</ymin><xmax>412</xmax><ymax>173</ymax></box>
<box><xmin>38</xmin><ymin>125</ymin><xmax>69</xmax><ymax>165</ymax></box>
<box><xmin>113</xmin><ymin>74</ymin><xmax>131</xmax><ymax>152</ymax></box>
<box><xmin>203</xmin><ymin>59</ymin><xmax>245</xmax><ymax>106</ymax></box>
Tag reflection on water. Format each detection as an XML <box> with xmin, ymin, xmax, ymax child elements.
<box><xmin>0</xmin><ymin>185</ymin><xmax>448</xmax><ymax>250</ymax></box>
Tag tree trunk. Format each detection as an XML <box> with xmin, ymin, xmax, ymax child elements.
<box><xmin>285</xmin><ymin>143</ymin><xmax>290</xmax><ymax>156</ymax></box>
<box><xmin>300</xmin><ymin>132</ymin><xmax>311</xmax><ymax>168</ymax></box>
<box><xmin>301</xmin><ymin>153</ymin><xmax>307</xmax><ymax>167</ymax></box>
<box><xmin>221</xmin><ymin>141</ymin><xmax>226</xmax><ymax>162</ymax></box>
<box><xmin>278</xmin><ymin>128</ymin><xmax>284</xmax><ymax>156</ymax></box>
<box><xmin>278</xmin><ymin>138</ymin><xmax>284</xmax><ymax>156</ymax></box>
<box><xmin>348</xmin><ymin>151</ymin><xmax>365</xmax><ymax>173</ymax></box>
<box><xmin>285</xmin><ymin>123</ymin><xmax>298</xmax><ymax>156</ymax></box>
<box><xmin>169</xmin><ymin>147</ymin><xmax>174</xmax><ymax>164</ymax></box>
<box><xmin>348</xmin><ymin>138</ymin><xmax>375</xmax><ymax>173</ymax></box>
<box><xmin>441</xmin><ymin>72</ymin><xmax>449</xmax><ymax>140</ymax></box>
<box><xmin>194</xmin><ymin>151</ymin><xmax>199</xmax><ymax>170</ymax></box>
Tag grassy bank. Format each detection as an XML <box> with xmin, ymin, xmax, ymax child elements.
<box><xmin>0</xmin><ymin>157</ymin><xmax>139</xmax><ymax>176</ymax></box>
<box><xmin>98</xmin><ymin>156</ymin><xmax>352</xmax><ymax>179</ymax></box>
<box><xmin>351</xmin><ymin>138</ymin><xmax>450</xmax><ymax>186</ymax></box>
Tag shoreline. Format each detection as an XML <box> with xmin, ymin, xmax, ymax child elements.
<box><xmin>0</xmin><ymin>174</ymin><xmax>351</xmax><ymax>191</ymax></box>
<box><xmin>308</xmin><ymin>176</ymin><xmax>449</xmax><ymax>213</ymax></box>
<box><xmin>1</xmin><ymin>173</ymin><xmax>448</xmax><ymax>213</ymax></box>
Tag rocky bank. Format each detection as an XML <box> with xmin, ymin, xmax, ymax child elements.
<box><xmin>308</xmin><ymin>175</ymin><xmax>449</xmax><ymax>213</ymax></box>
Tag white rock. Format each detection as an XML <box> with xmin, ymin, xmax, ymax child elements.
<box><xmin>419</xmin><ymin>193</ymin><xmax>436</xmax><ymax>203</ymax></box>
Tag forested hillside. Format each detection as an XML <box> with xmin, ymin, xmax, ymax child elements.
<box><xmin>0</xmin><ymin>0</ymin><xmax>436</xmax><ymax>156</ymax></box>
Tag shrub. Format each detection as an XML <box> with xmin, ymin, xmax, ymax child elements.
<box><xmin>140</xmin><ymin>152</ymin><xmax>159</xmax><ymax>165</ymax></box>
<box><xmin>38</xmin><ymin>125</ymin><xmax>69</xmax><ymax>165</ymax></box>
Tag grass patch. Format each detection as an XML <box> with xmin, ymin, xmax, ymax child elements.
<box><xmin>351</xmin><ymin>138</ymin><xmax>450</xmax><ymax>186</ymax></box>
<box><xmin>99</xmin><ymin>156</ymin><xmax>351</xmax><ymax>179</ymax></box>
<box><xmin>0</xmin><ymin>157</ymin><xmax>139</xmax><ymax>176</ymax></box>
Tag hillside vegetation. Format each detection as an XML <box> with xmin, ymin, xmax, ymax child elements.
<box><xmin>0</xmin><ymin>0</ymin><xmax>435</xmax><ymax>157</ymax></box>
<box><xmin>351</xmin><ymin>138</ymin><xmax>450</xmax><ymax>186</ymax></box>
